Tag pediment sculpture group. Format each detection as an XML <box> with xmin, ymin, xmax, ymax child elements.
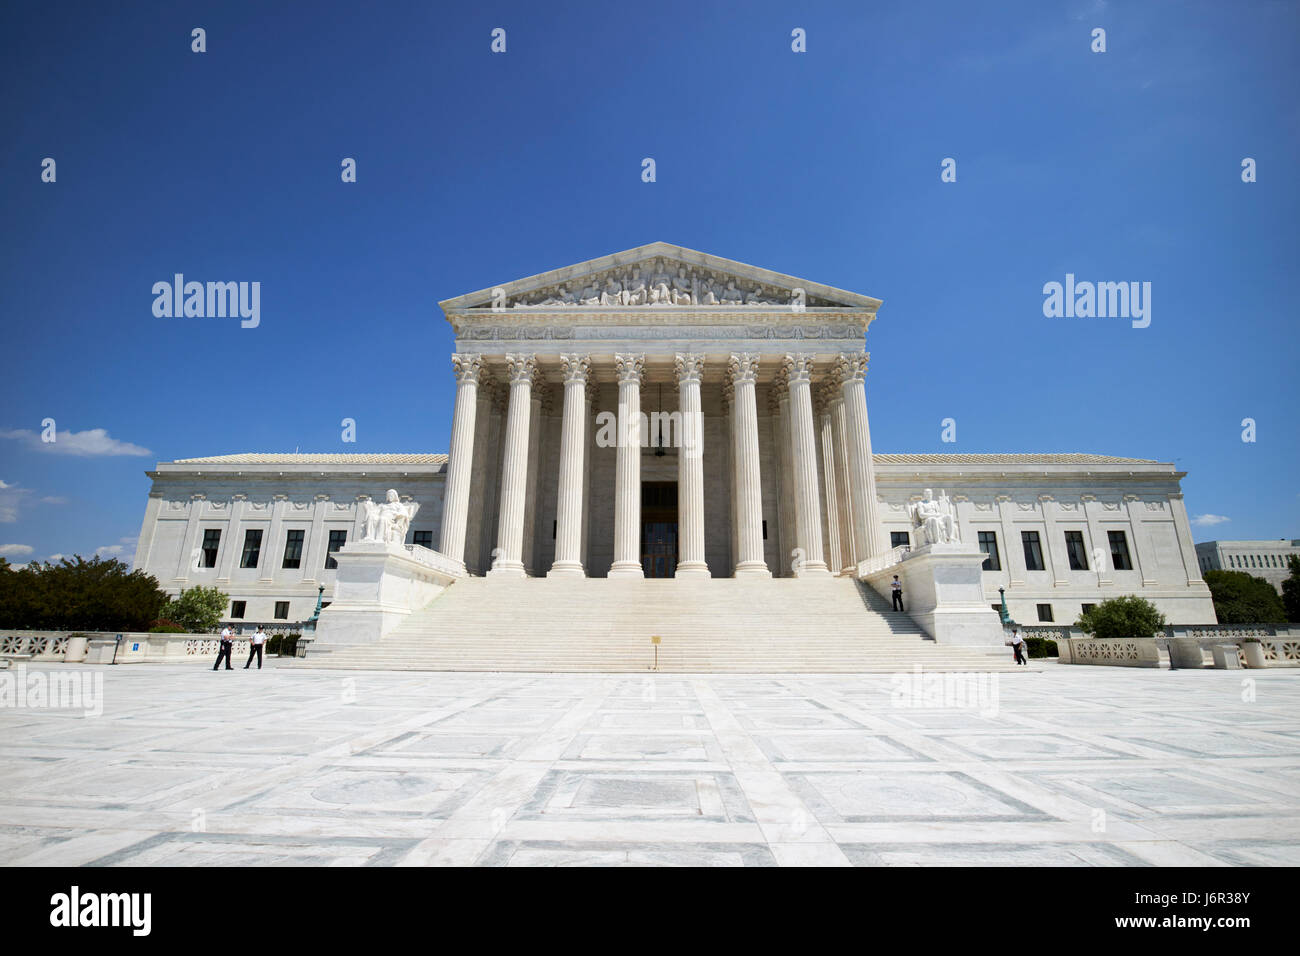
<box><xmin>506</xmin><ymin>258</ymin><xmax>805</xmax><ymax>309</ymax></box>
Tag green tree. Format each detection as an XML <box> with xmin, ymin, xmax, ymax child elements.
<box><xmin>1203</xmin><ymin>570</ymin><xmax>1287</xmax><ymax>624</ymax></box>
<box><xmin>159</xmin><ymin>585</ymin><xmax>230</xmax><ymax>633</ymax></box>
<box><xmin>1076</xmin><ymin>595</ymin><xmax>1167</xmax><ymax>639</ymax></box>
<box><xmin>1280</xmin><ymin>555</ymin><xmax>1300</xmax><ymax>623</ymax></box>
<box><xmin>0</xmin><ymin>556</ymin><xmax>168</xmax><ymax>631</ymax></box>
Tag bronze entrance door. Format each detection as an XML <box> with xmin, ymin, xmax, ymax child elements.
<box><xmin>641</xmin><ymin>481</ymin><xmax>678</xmax><ymax>578</ymax></box>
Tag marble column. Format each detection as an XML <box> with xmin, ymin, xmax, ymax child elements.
<box><xmin>783</xmin><ymin>354</ymin><xmax>830</xmax><ymax>576</ymax></box>
<box><xmin>609</xmin><ymin>353</ymin><xmax>645</xmax><ymax>578</ymax></box>
<box><xmin>729</xmin><ymin>353</ymin><xmax>770</xmax><ymax>577</ymax></box>
<box><xmin>674</xmin><ymin>353</ymin><xmax>709</xmax><ymax>577</ymax></box>
<box><xmin>837</xmin><ymin>352</ymin><xmax>884</xmax><ymax>560</ymax></box>
<box><xmin>581</xmin><ymin>377</ymin><xmax>596</xmax><ymax>571</ymax></box>
<box><xmin>772</xmin><ymin>382</ymin><xmax>796</xmax><ymax>576</ymax></box>
<box><xmin>816</xmin><ymin>382</ymin><xmax>844</xmax><ymax>575</ymax></box>
<box><xmin>550</xmin><ymin>354</ymin><xmax>590</xmax><ymax>577</ymax></box>
<box><xmin>438</xmin><ymin>354</ymin><xmax>481</xmax><ymax>569</ymax></box>
<box><xmin>521</xmin><ymin>386</ymin><xmax>546</xmax><ymax>574</ymax></box>
<box><xmin>830</xmin><ymin>393</ymin><xmax>856</xmax><ymax>572</ymax></box>
<box><xmin>489</xmin><ymin>354</ymin><xmax>536</xmax><ymax>577</ymax></box>
<box><xmin>721</xmin><ymin>382</ymin><xmax>738</xmax><ymax>574</ymax></box>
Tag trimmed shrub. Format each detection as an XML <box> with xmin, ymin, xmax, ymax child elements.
<box><xmin>1024</xmin><ymin>636</ymin><xmax>1058</xmax><ymax>659</ymax></box>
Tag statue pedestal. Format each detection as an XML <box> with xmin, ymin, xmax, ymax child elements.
<box><xmin>313</xmin><ymin>542</ymin><xmax>465</xmax><ymax>646</ymax></box>
<box><xmin>861</xmin><ymin>543</ymin><xmax>1004</xmax><ymax>649</ymax></box>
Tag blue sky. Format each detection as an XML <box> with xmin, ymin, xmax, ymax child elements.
<box><xmin>1</xmin><ymin>0</ymin><xmax>1296</xmax><ymax>567</ymax></box>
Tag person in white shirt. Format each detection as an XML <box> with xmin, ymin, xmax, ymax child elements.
<box><xmin>1010</xmin><ymin>628</ymin><xmax>1027</xmax><ymax>666</ymax></box>
<box><xmin>890</xmin><ymin>575</ymin><xmax>904</xmax><ymax>612</ymax></box>
<box><xmin>213</xmin><ymin>625</ymin><xmax>234</xmax><ymax>671</ymax></box>
<box><xmin>245</xmin><ymin>626</ymin><xmax>267</xmax><ymax>670</ymax></box>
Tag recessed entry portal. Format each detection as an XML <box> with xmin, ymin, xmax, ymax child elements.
<box><xmin>641</xmin><ymin>481</ymin><xmax>678</xmax><ymax>578</ymax></box>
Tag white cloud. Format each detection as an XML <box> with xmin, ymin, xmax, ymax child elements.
<box><xmin>45</xmin><ymin>553</ymin><xmax>66</xmax><ymax>562</ymax></box>
<box><xmin>0</xmin><ymin>427</ymin><xmax>151</xmax><ymax>457</ymax></box>
<box><xmin>0</xmin><ymin>543</ymin><xmax>34</xmax><ymax>556</ymax></box>
<box><xmin>1192</xmin><ymin>514</ymin><xmax>1231</xmax><ymax>527</ymax></box>
<box><xmin>94</xmin><ymin>536</ymin><xmax>139</xmax><ymax>561</ymax></box>
<box><xmin>39</xmin><ymin>496</ymin><xmax>68</xmax><ymax>505</ymax></box>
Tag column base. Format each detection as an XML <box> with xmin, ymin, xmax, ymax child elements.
<box><xmin>488</xmin><ymin>562</ymin><xmax>526</xmax><ymax>578</ymax></box>
<box><xmin>733</xmin><ymin>562</ymin><xmax>771</xmax><ymax>578</ymax></box>
<box><xmin>675</xmin><ymin>562</ymin><xmax>710</xmax><ymax>578</ymax></box>
<box><xmin>793</xmin><ymin>562</ymin><xmax>831</xmax><ymax>578</ymax></box>
<box><xmin>547</xmin><ymin>562</ymin><xmax>586</xmax><ymax>578</ymax></box>
<box><xmin>608</xmin><ymin>562</ymin><xmax>645</xmax><ymax>579</ymax></box>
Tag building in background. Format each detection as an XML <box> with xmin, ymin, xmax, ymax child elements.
<box><xmin>1195</xmin><ymin>539</ymin><xmax>1300</xmax><ymax>594</ymax></box>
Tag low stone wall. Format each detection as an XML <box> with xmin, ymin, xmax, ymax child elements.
<box><xmin>1056</xmin><ymin>633</ymin><xmax>1299</xmax><ymax>669</ymax></box>
<box><xmin>1</xmin><ymin>630</ymin><xmax>252</xmax><ymax>664</ymax></box>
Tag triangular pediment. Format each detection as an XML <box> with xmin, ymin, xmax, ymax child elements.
<box><xmin>438</xmin><ymin>242</ymin><xmax>881</xmax><ymax>314</ymax></box>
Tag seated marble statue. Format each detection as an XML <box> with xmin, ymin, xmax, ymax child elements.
<box><xmin>672</xmin><ymin>268</ymin><xmax>693</xmax><ymax>305</ymax></box>
<box><xmin>360</xmin><ymin>489</ymin><xmax>421</xmax><ymax>545</ymax></box>
<box><xmin>720</xmin><ymin>280</ymin><xmax>744</xmax><ymax>305</ymax></box>
<box><xmin>621</xmin><ymin>269</ymin><xmax>647</xmax><ymax>306</ymax></box>
<box><xmin>909</xmin><ymin>488</ymin><xmax>959</xmax><ymax>546</ymax></box>
<box><xmin>699</xmin><ymin>281</ymin><xmax>720</xmax><ymax>305</ymax></box>
<box><xmin>600</xmin><ymin>277</ymin><xmax>623</xmax><ymax>305</ymax></box>
<box><xmin>537</xmin><ymin>285</ymin><xmax>572</xmax><ymax>307</ymax></box>
<box><xmin>578</xmin><ymin>282</ymin><xmax>602</xmax><ymax>306</ymax></box>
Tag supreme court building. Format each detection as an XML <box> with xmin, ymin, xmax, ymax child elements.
<box><xmin>132</xmin><ymin>243</ymin><xmax>1217</xmax><ymax>641</ymax></box>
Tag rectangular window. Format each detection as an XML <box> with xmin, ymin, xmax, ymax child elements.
<box><xmin>200</xmin><ymin>529</ymin><xmax>221</xmax><ymax>568</ymax></box>
<box><xmin>1037</xmin><ymin>603</ymin><xmax>1054</xmax><ymax>622</ymax></box>
<box><xmin>274</xmin><ymin>601</ymin><xmax>290</xmax><ymax>620</ymax></box>
<box><xmin>282</xmin><ymin>529</ymin><xmax>305</xmax><ymax>569</ymax></box>
<box><xmin>1081</xmin><ymin>603</ymin><xmax>1096</xmax><ymax>615</ymax></box>
<box><xmin>230</xmin><ymin>600</ymin><xmax>246</xmax><ymax>619</ymax></box>
<box><xmin>977</xmin><ymin>531</ymin><xmax>1000</xmax><ymax>571</ymax></box>
<box><xmin>1022</xmin><ymin>531</ymin><xmax>1045</xmax><ymax>571</ymax></box>
<box><xmin>412</xmin><ymin>530</ymin><xmax>432</xmax><ymax>550</ymax></box>
<box><xmin>240</xmin><ymin>529</ymin><xmax>263</xmax><ymax>568</ymax></box>
<box><xmin>762</xmin><ymin>520</ymin><xmax>768</xmax><ymax>540</ymax></box>
<box><xmin>1065</xmin><ymin>530</ymin><xmax>1089</xmax><ymax>571</ymax></box>
<box><xmin>891</xmin><ymin>531</ymin><xmax>910</xmax><ymax>549</ymax></box>
<box><xmin>1108</xmin><ymin>530</ymin><xmax>1133</xmax><ymax>571</ymax></box>
<box><xmin>324</xmin><ymin>529</ymin><xmax>348</xmax><ymax>569</ymax></box>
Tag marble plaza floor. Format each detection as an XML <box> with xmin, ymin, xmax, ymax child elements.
<box><xmin>1</xmin><ymin>661</ymin><xmax>1298</xmax><ymax>866</ymax></box>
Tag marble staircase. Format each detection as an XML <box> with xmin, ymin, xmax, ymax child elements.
<box><xmin>296</xmin><ymin>576</ymin><xmax>1023</xmax><ymax>672</ymax></box>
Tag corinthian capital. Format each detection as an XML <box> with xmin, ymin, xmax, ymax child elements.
<box><xmin>559</xmin><ymin>353</ymin><xmax>591</xmax><ymax>385</ymax></box>
<box><xmin>835</xmin><ymin>351</ymin><xmax>870</xmax><ymax>384</ymax></box>
<box><xmin>450</xmin><ymin>353</ymin><xmax>483</xmax><ymax>385</ymax></box>
<box><xmin>727</xmin><ymin>352</ymin><xmax>760</xmax><ymax>386</ymax></box>
<box><xmin>782</xmin><ymin>353</ymin><xmax>814</xmax><ymax>385</ymax></box>
<box><xmin>504</xmin><ymin>353</ymin><xmax>537</xmax><ymax>385</ymax></box>
<box><xmin>674</xmin><ymin>353</ymin><xmax>705</xmax><ymax>386</ymax></box>
<box><xmin>615</xmin><ymin>353</ymin><xmax>645</xmax><ymax>385</ymax></box>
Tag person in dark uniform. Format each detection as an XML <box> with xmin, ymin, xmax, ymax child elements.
<box><xmin>890</xmin><ymin>575</ymin><xmax>904</xmax><ymax>611</ymax></box>
<box><xmin>213</xmin><ymin>626</ymin><xmax>234</xmax><ymax>671</ymax></box>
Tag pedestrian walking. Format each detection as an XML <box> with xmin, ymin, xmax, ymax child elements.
<box><xmin>213</xmin><ymin>625</ymin><xmax>234</xmax><ymax>671</ymax></box>
<box><xmin>1010</xmin><ymin>627</ymin><xmax>1028</xmax><ymax>666</ymax></box>
<box><xmin>890</xmin><ymin>575</ymin><xmax>904</xmax><ymax>612</ymax></box>
<box><xmin>244</xmin><ymin>625</ymin><xmax>267</xmax><ymax>669</ymax></box>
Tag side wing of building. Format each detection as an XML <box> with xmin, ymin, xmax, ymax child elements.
<box><xmin>131</xmin><ymin>455</ymin><xmax>448</xmax><ymax>625</ymax></box>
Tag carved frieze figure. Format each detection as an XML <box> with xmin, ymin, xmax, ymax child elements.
<box><xmin>577</xmin><ymin>281</ymin><xmax>602</xmax><ymax>306</ymax></box>
<box><xmin>600</xmin><ymin>276</ymin><xmax>623</xmax><ymax>305</ymax></box>
<box><xmin>909</xmin><ymin>488</ymin><xmax>960</xmax><ymax>545</ymax></box>
<box><xmin>360</xmin><ymin>489</ymin><xmax>421</xmax><ymax>545</ymax></box>
<box><xmin>620</xmin><ymin>268</ymin><xmax>647</xmax><ymax>305</ymax></box>
<box><xmin>648</xmin><ymin>258</ymin><xmax>674</xmax><ymax>304</ymax></box>
<box><xmin>699</xmin><ymin>279</ymin><xmax>720</xmax><ymax>305</ymax></box>
<box><xmin>672</xmin><ymin>267</ymin><xmax>693</xmax><ymax>305</ymax></box>
<box><xmin>721</xmin><ymin>279</ymin><xmax>744</xmax><ymax>305</ymax></box>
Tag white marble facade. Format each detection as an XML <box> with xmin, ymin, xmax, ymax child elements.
<box><xmin>131</xmin><ymin>243</ymin><xmax>1217</xmax><ymax>628</ymax></box>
